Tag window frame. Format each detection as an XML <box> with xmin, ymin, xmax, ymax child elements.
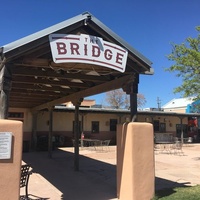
<box><xmin>110</xmin><ymin>119</ymin><xmax>118</xmax><ymax>131</ymax></box>
<box><xmin>91</xmin><ymin>121</ymin><xmax>99</xmax><ymax>133</ymax></box>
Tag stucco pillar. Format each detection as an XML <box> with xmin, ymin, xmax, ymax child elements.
<box><xmin>0</xmin><ymin>119</ymin><xmax>23</xmax><ymax>200</ymax></box>
<box><xmin>117</xmin><ymin>122</ymin><xmax>155</xmax><ymax>200</ymax></box>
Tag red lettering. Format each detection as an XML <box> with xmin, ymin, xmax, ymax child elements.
<box><xmin>84</xmin><ymin>44</ymin><xmax>88</xmax><ymax>56</ymax></box>
<box><xmin>70</xmin><ymin>43</ymin><xmax>80</xmax><ymax>55</ymax></box>
<box><xmin>56</xmin><ymin>42</ymin><xmax>67</xmax><ymax>54</ymax></box>
<box><xmin>104</xmin><ymin>49</ymin><xmax>112</xmax><ymax>60</ymax></box>
<box><xmin>92</xmin><ymin>46</ymin><xmax>100</xmax><ymax>57</ymax></box>
<box><xmin>116</xmin><ymin>52</ymin><xmax>124</xmax><ymax>65</ymax></box>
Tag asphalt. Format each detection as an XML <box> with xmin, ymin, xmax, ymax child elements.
<box><xmin>20</xmin><ymin>144</ymin><xmax>200</xmax><ymax>200</ymax></box>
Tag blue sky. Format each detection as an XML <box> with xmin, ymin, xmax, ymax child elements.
<box><xmin>1</xmin><ymin>0</ymin><xmax>200</xmax><ymax>108</ymax></box>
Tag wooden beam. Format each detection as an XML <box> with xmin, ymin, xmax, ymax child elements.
<box><xmin>16</xmin><ymin>58</ymin><xmax>121</xmax><ymax>75</ymax></box>
<box><xmin>32</xmin><ymin>74</ymin><xmax>134</xmax><ymax>111</ymax></box>
<box><xmin>12</xmin><ymin>76</ymin><xmax>90</xmax><ymax>88</ymax></box>
<box><xmin>10</xmin><ymin>93</ymin><xmax>58</xmax><ymax>100</ymax></box>
<box><xmin>10</xmin><ymin>88</ymin><xmax>63</xmax><ymax>97</ymax></box>
<box><xmin>12</xmin><ymin>66</ymin><xmax>110</xmax><ymax>82</ymax></box>
<box><xmin>9</xmin><ymin>102</ymin><xmax>40</xmax><ymax>108</ymax></box>
<box><xmin>11</xmin><ymin>82</ymin><xmax>76</xmax><ymax>93</ymax></box>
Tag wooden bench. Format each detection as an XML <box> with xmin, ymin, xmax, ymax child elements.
<box><xmin>20</xmin><ymin>164</ymin><xmax>32</xmax><ymax>199</ymax></box>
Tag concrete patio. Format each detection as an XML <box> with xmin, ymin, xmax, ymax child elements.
<box><xmin>20</xmin><ymin>144</ymin><xmax>200</xmax><ymax>200</ymax></box>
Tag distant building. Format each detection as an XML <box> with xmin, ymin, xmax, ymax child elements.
<box><xmin>142</xmin><ymin>108</ymin><xmax>164</xmax><ymax>112</ymax></box>
<box><xmin>7</xmin><ymin>97</ymin><xmax>200</xmax><ymax>152</ymax></box>
<box><xmin>162</xmin><ymin>97</ymin><xmax>196</xmax><ymax>113</ymax></box>
<box><xmin>186</xmin><ymin>99</ymin><xmax>200</xmax><ymax>114</ymax></box>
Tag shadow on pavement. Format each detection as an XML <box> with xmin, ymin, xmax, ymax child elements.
<box><xmin>22</xmin><ymin>148</ymin><xmax>193</xmax><ymax>200</ymax></box>
<box><xmin>155</xmin><ymin>177</ymin><xmax>191</xmax><ymax>191</ymax></box>
<box><xmin>22</xmin><ymin>148</ymin><xmax>116</xmax><ymax>200</ymax></box>
<box><xmin>155</xmin><ymin>179</ymin><xmax>192</xmax><ymax>199</ymax></box>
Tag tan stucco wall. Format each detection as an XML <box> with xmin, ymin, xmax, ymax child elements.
<box><xmin>138</xmin><ymin>115</ymin><xmax>188</xmax><ymax>133</ymax></box>
<box><xmin>8</xmin><ymin>108</ymin><xmax>190</xmax><ymax>132</ymax></box>
<box><xmin>37</xmin><ymin>111</ymin><xmax>126</xmax><ymax>132</ymax></box>
<box><xmin>8</xmin><ymin>108</ymin><xmax>32</xmax><ymax>132</ymax></box>
<box><xmin>37</xmin><ymin>111</ymin><xmax>75</xmax><ymax>131</ymax></box>
<box><xmin>0</xmin><ymin>119</ymin><xmax>23</xmax><ymax>200</ymax></box>
<box><xmin>7</xmin><ymin>108</ymin><xmax>191</xmax><ymax>147</ymax></box>
<box><xmin>117</xmin><ymin>122</ymin><xmax>155</xmax><ymax>200</ymax></box>
<box><xmin>84</xmin><ymin>113</ymin><xmax>120</xmax><ymax>131</ymax></box>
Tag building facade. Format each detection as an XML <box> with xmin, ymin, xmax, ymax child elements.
<box><xmin>8</xmin><ymin>99</ymin><xmax>200</xmax><ymax>152</ymax></box>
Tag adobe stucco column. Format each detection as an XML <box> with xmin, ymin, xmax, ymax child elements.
<box><xmin>117</xmin><ymin>122</ymin><xmax>155</xmax><ymax>200</ymax></box>
<box><xmin>0</xmin><ymin>119</ymin><xmax>23</xmax><ymax>200</ymax></box>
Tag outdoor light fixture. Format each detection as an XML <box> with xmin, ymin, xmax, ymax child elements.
<box><xmin>84</xmin><ymin>14</ymin><xmax>91</xmax><ymax>26</ymax></box>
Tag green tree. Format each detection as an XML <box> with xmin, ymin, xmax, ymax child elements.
<box><xmin>166</xmin><ymin>26</ymin><xmax>200</xmax><ymax>99</ymax></box>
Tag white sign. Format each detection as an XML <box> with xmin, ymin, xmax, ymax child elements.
<box><xmin>0</xmin><ymin>132</ymin><xmax>12</xmax><ymax>159</ymax></box>
<box><xmin>49</xmin><ymin>34</ymin><xmax>128</xmax><ymax>73</ymax></box>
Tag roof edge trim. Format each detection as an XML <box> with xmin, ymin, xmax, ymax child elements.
<box><xmin>2</xmin><ymin>13</ymin><xmax>88</xmax><ymax>54</ymax></box>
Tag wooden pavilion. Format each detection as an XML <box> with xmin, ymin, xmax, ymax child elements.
<box><xmin>0</xmin><ymin>12</ymin><xmax>153</xmax><ymax>170</ymax></box>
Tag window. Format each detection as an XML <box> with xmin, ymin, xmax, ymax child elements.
<box><xmin>8</xmin><ymin>112</ymin><xmax>24</xmax><ymax>122</ymax></box>
<box><xmin>91</xmin><ymin>121</ymin><xmax>99</xmax><ymax>133</ymax></box>
<box><xmin>160</xmin><ymin>123</ymin><xmax>166</xmax><ymax>132</ymax></box>
<box><xmin>110</xmin><ymin>119</ymin><xmax>117</xmax><ymax>131</ymax></box>
<box><xmin>153</xmin><ymin>120</ymin><xmax>160</xmax><ymax>132</ymax></box>
<box><xmin>8</xmin><ymin>112</ymin><xmax>24</xmax><ymax>118</ymax></box>
<box><xmin>176</xmin><ymin>124</ymin><xmax>188</xmax><ymax>138</ymax></box>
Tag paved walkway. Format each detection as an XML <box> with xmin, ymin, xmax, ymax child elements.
<box><xmin>155</xmin><ymin>143</ymin><xmax>200</xmax><ymax>190</ymax></box>
<box><xmin>21</xmin><ymin>146</ymin><xmax>117</xmax><ymax>200</ymax></box>
<box><xmin>20</xmin><ymin>144</ymin><xmax>200</xmax><ymax>200</ymax></box>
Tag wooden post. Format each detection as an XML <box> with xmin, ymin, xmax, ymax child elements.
<box><xmin>130</xmin><ymin>93</ymin><xmax>137</xmax><ymax>122</ymax></box>
<box><xmin>72</xmin><ymin>98</ymin><xmax>83</xmax><ymax>171</ymax></box>
<box><xmin>122</xmin><ymin>74</ymin><xmax>139</xmax><ymax>122</ymax></box>
<box><xmin>31</xmin><ymin>111</ymin><xmax>38</xmax><ymax>151</ymax></box>
<box><xmin>179</xmin><ymin>117</ymin><xmax>184</xmax><ymax>144</ymax></box>
<box><xmin>48</xmin><ymin>107</ymin><xmax>54</xmax><ymax>158</ymax></box>
<box><xmin>74</xmin><ymin>104</ymin><xmax>79</xmax><ymax>171</ymax></box>
<box><xmin>0</xmin><ymin>64</ymin><xmax>12</xmax><ymax>119</ymax></box>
